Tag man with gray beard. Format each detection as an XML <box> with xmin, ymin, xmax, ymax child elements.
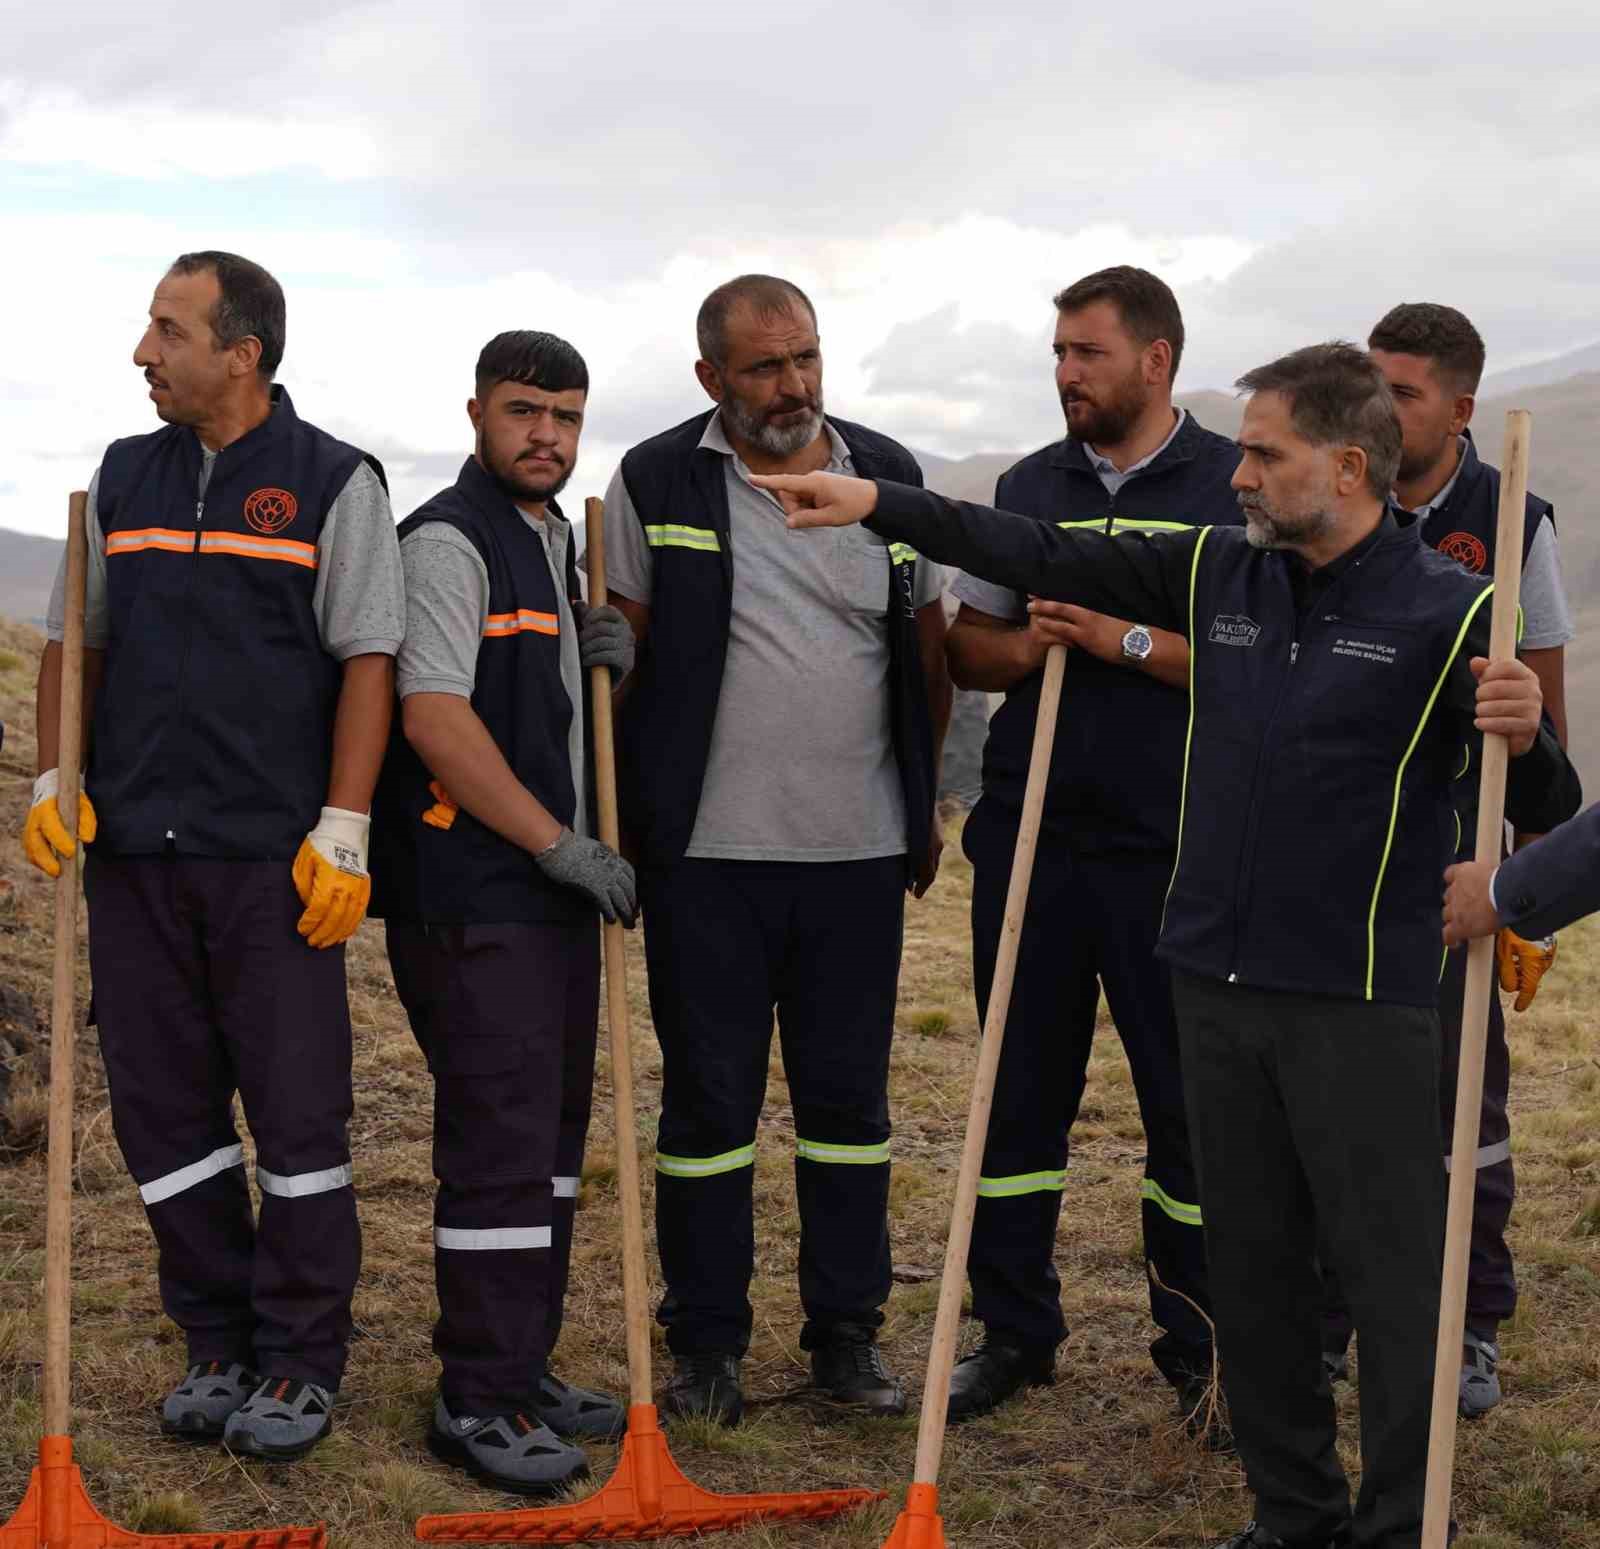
<box><xmin>600</xmin><ymin>274</ymin><xmax>951</xmax><ymax>1426</ymax></box>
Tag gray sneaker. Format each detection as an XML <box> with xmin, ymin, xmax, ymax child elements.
<box><xmin>532</xmin><ymin>1372</ymin><xmax>626</xmax><ymax>1439</ymax></box>
<box><xmin>161</xmin><ymin>1360</ymin><xmax>259</xmax><ymax>1440</ymax></box>
<box><xmin>223</xmin><ymin>1377</ymin><xmax>336</xmax><ymax>1460</ymax></box>
<box><xmin>428</xmin><ymin>1395</ymin><xmax>589</xmax><ymax>1496</ymax></box>
<box><xmin>1459</xmin><ymin>1333</ymin><xmax>1501</xmax><ymax>1418</ymax></box>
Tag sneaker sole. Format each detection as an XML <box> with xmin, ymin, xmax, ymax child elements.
<box><xmin>161</xmin><ymin>1411</ymin><xmax>232</xmax><ymax>1443</ymax></box>
<box><xmin>225</xmin><ymin>1416</ymin><xmax>333</xmax><ymax>1462</ymax></box>
<box><xmin>427</xmin><ymin>1430</ymin><xmax>590</xmax><ymax>1497</ymax></box>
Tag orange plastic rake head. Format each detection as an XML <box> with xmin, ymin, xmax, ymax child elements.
<box><xmin>415</xmin><ymin>1402</ymin><xmax>879</xmax><ymax>1542</ymax></box>
<box><xmin>1</xmin><ymin>1436</ymin><xmax>326</xmax><ymax>1549</ymax></box>
<box><xmin>875</xmin><ymin>1484</ymin><xmax>945</xmax><ymax>1549</ymax></box>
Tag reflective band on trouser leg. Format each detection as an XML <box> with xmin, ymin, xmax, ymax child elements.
<box><xmin>552</xmin><ymin>1175</ymin><xmax>579</xmax><ymax>1197</ymax></box>
<box><xmin>1141</xmin><ymin>1177</ymin><xmax>1204</xmax><ymax>1226</ymax></box>
<box><xmin>976</xmin><ymin>1169</ymin><xmax>1067</xmax><ymax>1199</ymax></box>
<box><xmin>794</xmin><ymin>1138</ymin><xmax>891</xmax><ymax>1165</ymax></box>
<box><xmin>435</xmin><ymin>1225</ymin><xmax>554</xmax><ymax>1251</ymax></box>
<box><xmin>138</xmin><ymin>1143</ymin><xmax>246</xmax><ymax>1205</ymax></box>
<box><xmin>256</xmin><ymin>1162</ymin><xmax>353</xmax><ymax>1198</ymax></box>
<box><xmin>656</xmin><ymin>1143</ymin><xmax>756</xmax><ymax>1178</ymax></box>
<box><xmin>1443</xmin><ymin>1139</ymin><xmax>1512</xmax><ymax>1173</ymax></box>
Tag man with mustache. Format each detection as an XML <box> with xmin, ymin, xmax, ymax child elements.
<box><xmin>941</xmin><ymin>267</ymin><xmax>1241</xmax><ymax>1435</ymax></box>
<box><xmin>599</xmin><ymin>274</ymin><xmax>951</xmax><ymax>1426</ymax></box>
<box><xmin>367</xmin><ymin>331</ymin><xmax>636</xmax><ymax>1493</ymax></box>
<box><xmin>749</xmin><ymin>341</ymin><xmax>1580</xmax><ymax>1548</ymax></box>
<box><xmin>27</xmin><ymin>251</ymin><xmax>404</xmax><ymax>1459</ymax></box>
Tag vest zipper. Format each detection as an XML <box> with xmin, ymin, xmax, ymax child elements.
<box><xmin>165</xmin><ymin>493</ymin><xmax>206</xmax><ymax>843</ymax></box>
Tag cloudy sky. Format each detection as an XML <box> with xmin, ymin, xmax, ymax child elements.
<box><xmin>4</xmin><ymin>1</ymin><xmax>1598</xmax><ymax>537</ymax></box>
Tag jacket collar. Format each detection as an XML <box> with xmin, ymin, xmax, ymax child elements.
<box><xmin>1045</xmin><ymin>405</ymin><xmax>1208</xmax><ymax>476</ymax></box>
<box><xmin>452</xmin><ymin>453</ymin><xmax>567</xmax><ymax>529</ymax></box>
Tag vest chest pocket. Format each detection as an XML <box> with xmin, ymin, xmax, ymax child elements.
<box><xmin>831</xmin><ymin>534</ymin><xmax>891</xmax><ymax>617</ymax></box>
<box><xmin>1319</xmin><ymin>616</ymin><xmax>1417</xmax><ymax>674</ymax></box>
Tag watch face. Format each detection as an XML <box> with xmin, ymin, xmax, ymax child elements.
<box><xmin>1123</xmin><ymin>625</ymin><xmax>1153</xmax><ymax>661</ymax></box>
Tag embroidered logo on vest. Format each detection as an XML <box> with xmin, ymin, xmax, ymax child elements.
<box><xmin>1436</xmin><ymin>531</ymin><xmax>1487</xmax><ymax>573</ymax></box>
<box><xmin>1208</xmin><ymin>613</ymin><xmax>1260</xmax><ymax>647</ymax></box>
<box><xmin>244</xmin><ymin>487</ymin><xmax>299</xmax><ymax>534</ymax></box>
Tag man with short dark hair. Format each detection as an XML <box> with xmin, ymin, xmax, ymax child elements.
<box><xmin>1358</xmin><ymin>301</ymin><xmax>1575</xmax><ymax>1416</ymax></box>
<box><xmin>27</xmin><ymin>250</ymin><xmax>404</xmax><ymax>1460</ymax></box>
<box><xmin>943</xmin><ymin>266</ymin><xmax>1240</xmax><ymax>1432</ymax></box>
<box><xmin>368</xmin><ymin>331</ymin><xmax>635</xmax><ymax>1494</ymax></box>
<box><xmin>601</xmin><ymin>274</ymin><xmax>951</xmax><ymax>1426</ymax></box>
<box><xmin>751</xmin><ymin>339</ymin><xmax>1580</xmax><ymax>1548</ymax></box>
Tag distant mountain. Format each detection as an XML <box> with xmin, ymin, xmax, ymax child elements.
<box><xmin>0</xmin><ymin>528</ymin><xmax>59</xmax><ymax>628</ymax></box>
<box><xmin>1482</xmin><ymin>342</ymin><xmax>1600</xmax><ymax>400</ymax></box>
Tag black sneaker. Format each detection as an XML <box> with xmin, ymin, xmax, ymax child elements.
<box><xmin>660</xmin><ymin>1353</ymin><xmax>743</xmax><ymax>1427</ymax></box>
<box><xmin>428</xmin><ymin>1396</ymin><xmax>589</xmax><ymax>1496</ymax></box>
<box><xmin>809</xmin><ymin>1325</ymin><xmax>906</xmax><ymax>1417</ymax></box>
<box><xmin>1211</xmin><ymin>1524</ymin><xmax>1349</xmax><ymax>1548</ymax></box>
<box><xmin>946</xmin><ymin>1336</ymin><xmax>1055</xmax><ymax>1423</ymax></box>
<box><xmin>1172</xmin><ymin>1368</ymin><xmax>1234</xmax><ymax>1453</ymax></box>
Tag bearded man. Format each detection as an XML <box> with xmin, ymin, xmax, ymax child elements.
<box><xmin>599</xmin><ymin>274</ymin><xmax>952</xmax><ymax>1426</ymax></box>
<box><xmin>940</xmin><ymin>267</ymin><xmax>1241</xmax><ymax>1435</ymax></box>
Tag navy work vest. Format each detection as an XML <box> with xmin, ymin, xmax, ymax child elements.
<box><xmin>1402</xmin><ymin>433</ymin><xmax>1555</xmax><ymax>861</ymax></box>
<box><xmin>369</xmin><ymin>458</ymin><xmax>592</xmax><ymax>926</ymax></box>
<box><xmin>615</xmin><ymin>411</ymin><xmax>936</xmax><ymax>876</ymax></box>
<box><xmin>978</xmin><ymin>414</ymin><xmax>1242</xmax><ymax>854</ymax></box>
<box><xmin>90</xmin><ymin>386</ymin><xmax>376</xmax><ymax>859</ymax></box>
<box><xmin>1159</xmin><ymin>517</ymin><xmax>1501</xmax><ymax>1006</ymax></box>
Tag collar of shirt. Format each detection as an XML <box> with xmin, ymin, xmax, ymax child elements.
<box><xmin>1085</xmin><ymin>407</ymin><xmax>1187</xmax><ymax>487</ymax></box>
<box><xmin>700</xmin><ymin>410</ymin><xmax>853</xmax><ymax>487</ymax></box>
<box><xmin>1287</xmin><ymin>507</ymin><xmax>1397</xmax><ymax>615</ymax></box>
<box><xmin>1395</xmin><ymin>434</ymin><xmax>1468</xmax><ymax>522</ymax></box>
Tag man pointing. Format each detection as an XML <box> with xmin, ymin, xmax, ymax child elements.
<box><xmin>752</xmin><ymin>342</ymin><xmax>1579</xmax><ymax>1548</ymax></box>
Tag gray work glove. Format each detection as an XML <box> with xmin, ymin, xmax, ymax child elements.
<box><xmin>535</xmin><ymin>828</ymin><xmax>637</xmax><ymax>926</ymax></box>
<box><xmin>576</xmin><ymin>601</ymin><xmax>635</xmax><ymax>677</ymax></box>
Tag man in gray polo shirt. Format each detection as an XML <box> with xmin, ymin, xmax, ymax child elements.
<box><xmin>601</xmin><ymin>274</ymin><xmax>951</xmax><ymax>1426</ymax></box>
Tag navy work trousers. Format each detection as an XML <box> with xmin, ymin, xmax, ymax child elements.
<box><xmin>387</xmin><ymin>920</ymin><xmax>599</xmax><ymax>1417</ymax></box>
<box><xmin>84</xmin><ymin>852</ymin><xmax>359</xmax><ymax>1389</ymax></box>
<box><xmin>639</xmin><ymin>856</ymin><xmax>904</xmax><ymax>1358</ymax></box>
<box><xmin>1174</xmin><ymin>970</ymin><xmax>1445</xmax><ymax>1549</ymax></box>
<box><xmin>962</xmin><ymin>799</ymin><xmax>1212</xmax><ymax>1380</ymax></box>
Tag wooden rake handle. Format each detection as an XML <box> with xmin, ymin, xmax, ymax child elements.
<box><xmin>1421</xmin><ymin>409</ymin><xmax>1531</xmax><ymax>1549</ymax></box>
<box><xmin>584</xmin><ymin>497</ymin><xmax>654</xmax><ymax>1408</ymax></box>
<box><xmin>43</xmin><ymin>491</ymin><xmax>89</xmax><ymax>1438</ymax></box>
<box><xmin>911</xmin><ymin>643</ymin><xmax>1067</xmax><ymax>1486</ymax></box>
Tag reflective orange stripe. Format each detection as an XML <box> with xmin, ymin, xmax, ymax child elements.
<box><xmin>198</xmin><ymin>532</ymin><xmax>318</xmax><ymax>569</ymax></box>
<box><xmin>105</xmin><ymin>527</ymin><xmax>196</xmax><ymax>555</ymax></box>
<box><xmin>483</xmin><ymin>609</ymin><xmax>559</xmax><ymax>637</ymax></box>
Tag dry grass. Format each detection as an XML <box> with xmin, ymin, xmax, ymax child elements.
<box><xmin>2</xmin><ymin>617</ymin><xmax>1599</xmax><ymax>1547</ymax></box>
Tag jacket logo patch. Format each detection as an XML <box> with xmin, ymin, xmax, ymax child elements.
<box><xmin>1437</xmin><ymin>531</ymin><xmax>1487</xmax><ymax>573</ymax></box>
<box><xmin>1208</xmin><ymin>613</ymin><xmax>1260</xmax><ymax>647</ymax></box>
<box><xmin>244</xmin><ymin>487</ymin><xmax>299</xmax><ymax>534</ymax></box>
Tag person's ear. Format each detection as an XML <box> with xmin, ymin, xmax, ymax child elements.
<box><xmin>1337</xmin><ymin>445</ymin><xmax>1369</xmax><ymax>498</ymax></box>
<box><xmin>1450</xmin><ymin>391</ymin><xmax>1475</xmax><ymax>436</ymax></box>
<box><xmin>694</xmin><ymin>359</ymin><xmax>725</xmax><ymax>404</ymax></box>
<box><xmin>229</xmin><ymin>334</ymin><xmax>263</xmax><ymax>380</ymax></box>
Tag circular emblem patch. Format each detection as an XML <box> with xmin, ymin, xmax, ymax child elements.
<box><xmin>1437</xmin><ymin>530</ymin><xmax>1487</xmax><ymax>573</ymax></box>
<box><xmin>244</xmin><ymin>487</ymin><xmax>299</xmax><ymax>534</ymax></box>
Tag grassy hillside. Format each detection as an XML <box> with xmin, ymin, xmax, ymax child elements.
<box><xmin>3</xmin><ymin>629</ymin><xmax>1600</xmax><ymax>1547</ymax></box>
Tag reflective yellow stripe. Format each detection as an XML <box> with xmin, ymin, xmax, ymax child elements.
<box><xmin>1053</xmin><ymin>518</ymin><xmax>1195</xmax><ymax>533</ymax></box>
<box><xmin>645</xmin><ymin>523</ymin><xmax>721</xmax><ymax>552</ymax></box>
<box><xmin>795</xmin><ymin>1138</ymin><xmax>890</xmax><ymax>1165</ymax></box>
<box><xmin>1141</xmin><ymin>1177</ymin><xmax>1203</xmax><ymax>1226</ymax></box>
<box><xmin>888</xmin><ymin>542</ymin><xmax>918</xmax><ymax>566</ymax></box>
<box><xmin>976</xmin><ymin>1169</ymin><xmax>1067</xmax><ymax>1198</ymax></box>
<box><xmin>656</xmin><ymin>1144</ymin><xmax>754</xmax><ymax>1178</ymax></box>
<box><xmin>1162</xmin><ymin>527</ymin><xmax>1213</xmax><ymax>931</ymax></box>
<box><xmin>1366</xmin><ymin>586</ymin><xmax>1495</xmax><ymax>1000</ymax></box>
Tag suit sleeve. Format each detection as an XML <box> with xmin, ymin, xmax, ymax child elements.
<box><xmin>1441</xmin><ymin>589</ymin><xmax>1582</xmax><ymax>835</ymax></box>
<box><xmin>1493</xmin><ymin>802</ymin><xmax>1600</xmax><ymax>938</ymax></box>
<box><xmin>867</xmin><ymin>479</ymin><xmax>1199</xmax><ymax>635</ymax></box>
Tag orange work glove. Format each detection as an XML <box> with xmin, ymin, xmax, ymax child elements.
<box><xmin>291</xmin><ymin>806</ymin><xmax>371</xmax><ymax>950</ymax></box>
<box><xmin>23</xmin><ymin>768</ymin><xmax>97</xmax><ymax>878</ymax></box>
<box><xmin>1496</xmin><ymin>927</ymin><xmax>1556</xmax><ymax>1013</ymax></box>
<box><xmin>422</xmin><ymin>779</ymin><xmax>458</xmax><ymax>830</ymax></box>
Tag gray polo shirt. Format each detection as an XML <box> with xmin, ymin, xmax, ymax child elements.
<box><xmin>950</xmin><ymin>412</ymin><xmax>1187</xmax><ymax>622</ymax></box>
<box><xmin>395</xmin><ymin>501</ymin><xmax>587</xmax><ymax>837</ymax></box>
<box><xmin>602</xmin><ymin>413</ymin><xmax>944</xmax><ymax>861</ymax></box>
<box><xmin>1398</xmin><ymin>436</ymin><xmax>1573</xmax><ymax>652</ymax></box>
<box><xmin>47</xmin><ymin>451</ymin><xmax>405</xmax><ymax>659</ymax></box>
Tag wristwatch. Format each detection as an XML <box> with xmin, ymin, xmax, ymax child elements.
<box><xmin>1121</xmin><ymin>624</ymin><xmax>1154</xmax><ymax>662</ymax></box>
